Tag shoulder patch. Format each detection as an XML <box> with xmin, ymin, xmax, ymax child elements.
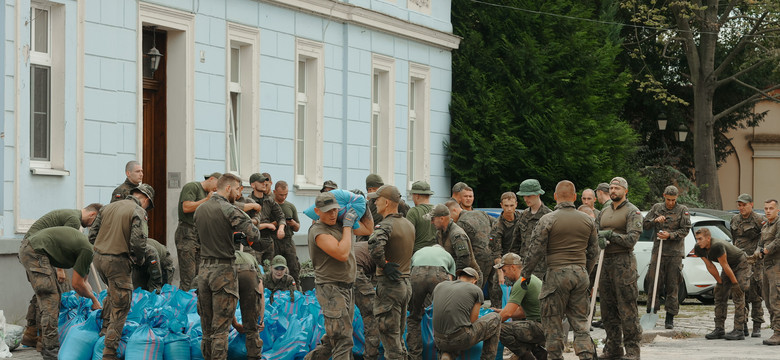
<box><xmin>684</xmin><ymin>211</ymin><xmax>689</xmax><ymax>215</ymax></box>
<box><xmin>115</xmin><ymin>194</ymin><xmax>122</xmax><ymax>198</ymax></box>
<box><xmin>636</xmin><ymin>210</ymin><xmax>641</xmax><ymax>215</ymax></box>
<box><xmin>763</xmin><ymin>220</ymin><xmax>767</xmax><ymax>225</ymax></box>
<box><xmin>375</xmin><ymin>224</ymin><xmax>381</xmax><ymax>229</ymax></box>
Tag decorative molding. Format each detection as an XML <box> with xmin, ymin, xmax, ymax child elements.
<box><xmin>751</xmin><ymin>143</ymin><xmax>780</xmax><ymax>158</ymax></box>
<box><xmin>30</xmin><ymin>167</ymin><xmax>70</xmax><ymax>176</ymax></box>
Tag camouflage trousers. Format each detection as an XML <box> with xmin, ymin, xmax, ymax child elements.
<box><xmin>499</xmin><ymin>320</ymin><xmax>544</xmax><ymax>358</ymax></box>
<box><xmin>197</xmin><ymin>261</ymin><xmax>239</xmax><ymax>360</ymax></box>
<box><xmin>375</xmin><ymin>276</ymin><xmax>412</xmax><ymax>359</ymax></box>
<box><xmin>354</xmin><ymin>269</ymin><xmax>379</xmax><ymax>360</ymax></box>
<box><xmin>20</xmin><ymin>238</ymin><xmax>72</xmax><ymax>330</ymax></box>
<box><xmin>541</xmin><ymin>265</ymin><xmax>594</xmax><ymax>360</ymax></box>
<box><xmin>746</xmin><ymin>262</ymin><xmax>764</xmax><ymax>325</ymax></box>
<box><xmin>274</xmin><ymin>237</ymin><xmax>302</xmax><ymax>285</ymax></box>
<box><xmin>237</xmin><ymin>265</ymin><xmax>263</xmax><ymax>359</ymax></box>
<box><xmin>762</xmin><ymin>260</ymin><xmax>780</xmax><ymax>332</ymax></box>
<box><xmin>94</xmin><ymin>253</ymin><xmax>134</xmax><ymax>360</ymax></box>
<box><xmin>409</xmin><ymin>266</ymin><xmax>450</xmax><ymax>360</ymax></box>
<box><xmin>175</xmin><ymin>222</ymin><xmax>200</xmax><ymax>291</ymax></box>
<box><xmin>714</xmin><ymin>261</ymin><xmax>750</xmax><ymax>330</ymax></box>
<box><xmin>305</xmin><ymin>282</ymin><xmax>355</xmax><ymax>360</ymax></box>
<box><xmin>19</xmin><ymin>244</ymin><xmax>60</xmax><ymax>360</ymax></box>
<box><xmin>600</xmin><ymin>252</ymin><xmax>642</xmax><ymax>359</ymax></box>
<box><xmin>434</xmin><ymin>312</ymin><xmax>501</xmax><ymax>360</ymax></box>
<box><xmin>645</xmin><ymin>255</ymin><xmax>682</xmax><ymax>316</ymax></box>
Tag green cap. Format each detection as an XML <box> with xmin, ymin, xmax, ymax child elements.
<box><xmin>271</xmin><ymin>255</ymin><xmax>288</xmax><ymax>269</ymax></box>
<box><xmin>131</xmin><ymin>183</ymin><xmax>155</xmax><ymax>210</ymax></box>
<box><xmin>204</xmin><ymin>172</ymin><xmax>222</xmax><ymax>180</ymax></box>
<box><xmin>367</xmin><ymin>185</ymin><xmax>401</xmax><ymax>203</ymax></box>
<box><xmin>737</xmin><ymin>193</ymin><xmax>753</xmax><ymax>203</ymax></box>
<box><xmin>596</xmin><ymin>183</ymin><xmax>610</xmax><ymax>193</ymax></box>
<box><xmin>610</xmin><ymin>177</ymin><xmax>628</xmax><ymax>190</ymax></box>
<box><xmin>494</xmin><ymin>253</ymin><xmax>522</xmax><ymax>269</ymax></box>
<box><xmin>320</xmin><ymin>180</ymin><xmax>338</xmax><ymax>193</ymax></box>
<box><xmin>424</xmin><ymin>204</ymin><xmax>450</xmax><ymax>220</ymax></box>
<box><xmin>516</xmin><ymin>179</ymin><xmax>545</xmax><ymax>196</ymax></box>
<box><xmin>410</xmin><ymin>180</ymin><xmax>434</xmax><ymax>195</ymax></box>
<box><xmin>456</xmin><ymin>267</ymin><xmax>479</xmax><ymax>280</ymax></box>
<box><xmin>315</xmin><ymin>192</ymin><xmax>339</xmax><ymax>212</ymax></box>
<box><xmin>366</xmin><ymin>173</ymin><xmax>385</xmax><ymax>189</ymax></box>
<box><xmin>249</xmin><ymin>173</ymin><xmax>268</xmax><ymax>184</ymax></box>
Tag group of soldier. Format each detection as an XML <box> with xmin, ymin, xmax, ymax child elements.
<box><xmin>17</xmin><ymin>158</ymin><xmax>780</xmax><ymax>360</ymax></box>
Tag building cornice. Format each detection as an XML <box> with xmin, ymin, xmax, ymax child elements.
<box><xmin>257</xmin><ymin>0</ymin><xmax>460</xmax><ymax>50</ymax></box>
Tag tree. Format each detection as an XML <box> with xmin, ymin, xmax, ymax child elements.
<box><xmin>621</xmin><ymin>0</ymin><xmax>780</xmax><ymax>208</ymax></box>
<box><xmin>449</xmin><ymin>0</ymin><xmax>649</xmax><ymax>208</ymax></box>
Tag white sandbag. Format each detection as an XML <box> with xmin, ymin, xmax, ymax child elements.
<box><xmin>0</xmin><ymin>310</ymin><xmax>12</xmax><ymax>358</ymax></box>
<box><xmin>3</xmin><ymin>324</ymin><xmax>22</xmax><ymax>352</ymax></box>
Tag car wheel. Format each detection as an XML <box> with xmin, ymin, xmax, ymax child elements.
<box><xmin>697</xmin><ymin>295</ymin><xmax>715</xmax><ymax>305</ymax></box>
<box><xmin>678</xmin><ymin>279</ymin><xmax>688</xmax><ymax>305</ymax></box>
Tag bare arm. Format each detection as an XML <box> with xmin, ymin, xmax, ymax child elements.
<box><xmin>702</xmin><ymin>257</ymin><xmax>722</xmax><ymax>284</ymax></box>
<box><xmin>72</xmin><ymin>271</ymin><xmax>101</xmax><ymax>310</ymax></box>
<box><xmin>353</xmin><ymin>207</ymin><xmax>375</xmax><ymax>236</ymax></box>
<box><xmin>470</xmin><ymin>302</ymin><xmax>481</xmax><ymax>323</ymax></box>
<box><xmin>315</xmin><ymin>227</ymin><xmax>353</xmax><ymax>262</ymax></box>
<box><xmin>718</xmin><ymin>254</ymin><xmax>738</xmax><ymax>284</ymax></box>
<box><xmin>497</xmin><ymin>302</ymin><xmax>525</xmax><ymax>322</ymax></box>
<box><xmin>182</xmin><ymin>193</ymin><xmax>211</xmax><ymax>213</ymax></box>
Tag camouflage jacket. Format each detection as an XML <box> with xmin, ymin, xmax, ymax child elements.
<box><xmin>513</xmin><ymin>204</ymin><xmax>552</xmax><ymax>255</ymax></box>
<box><xmin>643</xmin><ymin>202</ymin><xmax>692</xmax><ymax>257</ymax></box>
<box><xmin>437</xmin><ymin>220</ymin><xmax>480</xmax><ymax>272</ymax></box>
<box><xmin>457</xmin><ymin>210</ymin><xmax>493</xmax><ymax>261</ymax></box>
<box><xmin>731</xmin><ymin>212</ymin><xmax>766</xmax><ymax>255</ymax></box>
<box><xmin>110</xmin><ymin>178</ymin><xmax>139</xmax><ymax>203</ymax></box>
<box><xmin>489</xmin><ymin>210</ymin><xmax>522</xmax><ymax>258</ymax></box>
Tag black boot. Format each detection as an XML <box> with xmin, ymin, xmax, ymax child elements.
<box><xmin>743</xmin><ymin>323</ymin><xmax>749</xmax><ymax>336</ymax></box>
<box><xmin>665</xmin><ymin>314</ymin><xmax>674</xmax><ymax>329</ymax></box>
<box><xmin>705</xmin><ymin>328</ymin><xmax>725</xmax><ymax>339</ymax></box>
<box><xmin>752</xmin><ymin>323</ymin><xmax>762</xmax><ymax>338</ymax></box>
<box><xmin>724</xmin><ymin>328</ymin><xmax>745</xmax><ymax>340</ymax></box>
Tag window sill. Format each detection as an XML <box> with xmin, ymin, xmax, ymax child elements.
<box><xmin>30</xmin><ymin>167</ymin><xmax>70</xmax><ymax>176</ymax></box>
<box><xmin>294</xmin><ymin>182</ymin><xmax>323</xmax><ymax>196</ymax></box>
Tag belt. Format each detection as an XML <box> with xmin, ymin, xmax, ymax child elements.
<box><xmin>201</xmin><ymin>257</ymin><xmax>233</xmax><ymax>265</ymax></box>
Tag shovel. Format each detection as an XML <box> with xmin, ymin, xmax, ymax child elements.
<box><xmin>587</xmin><ymin>248</ymin><xmax>605</xmax><ymax>326</ymax></box>
<box><xmin>640</xmin><ymin>238</ymin><xmax>663</xmax><ymax>330</ymax></box>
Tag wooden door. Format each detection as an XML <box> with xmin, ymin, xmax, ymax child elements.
<box><xmin>142</xmin><ymin>28</ymin><xmax>167</xmax><ymax>244</ymax></box>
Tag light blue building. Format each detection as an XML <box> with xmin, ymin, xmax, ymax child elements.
<box><xmin>0</xmin><ymin>0</ymin><xmax>458</xmax><ymax>322</ymax></box>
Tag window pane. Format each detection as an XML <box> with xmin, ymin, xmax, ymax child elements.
<box><xmin>228</xmin><ymin>92</ymin><xmax>240</xmax><ymax>172</ymax></box>
<box><xmin>410</xmin><ymin>81</ymin><xmax>416</xmax><ymax>111</ymax></box>
<box><xmin>30</xmin><ymin>65</ymin><xmax>50</xmax><ymax>161</ymax></box>
<box><xmin>372</xmin><ymin>74</ymin><xmax>379</xmax><ymax>104</ymax></box>
<box><xmin>33</xmin><ymin>8</ymin><xmax>49</xmax><ymax>54</ymax></box>
<box><xmin>296</xmin><ymin>104</ymin><xmax>306</xmax><ymax>176</ymax></box>
<box><xmin>298</xmin><ymin>60</ymin><xmax>306</xmax><ymax>94</ymax></box>
<box><xmin>230</xmin><ymin>47</ymin><xmax>240</xmax><ymax>83</ymax></box>
<box><xmin>408</xmin><ymin>119</ymin><xmax>415</xmax><ymax>179</ymax></box>
<box><xmin>371</xmin><ymin>113</ymin><xmax>379</xmax><ymax>173</ymax></box>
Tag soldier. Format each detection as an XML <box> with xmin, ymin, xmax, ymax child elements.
<box><xmin>460</xmin><ymin>186</ymin><xmax>475</xmax><ymax>211</ymax></box>
<box><xmin>248</xmin><ymin>172</ymin><xmax>286</xmax><ymax>263</ymax></box>
<box><xmin>365</xmin><ymin>174</ymin><xmax>410</xmax><ymax>226</ymax></box>
<box><xmin>368</xmin><ymin>185</ymin><xmax>415</xmax><ymax>359</ymax></box>
<box><xmin>642</xmin><ymin>185</ymin><xmax>692</xmax><ymax>329</ymax></box>
<box><xmin>450</xmin><ymin>182</ymin><xmax>468</xmax><ymax>203</ymax></box>
<box><xmin>595</xmin><ymin>177</ymin><xmax>642</xmax><ymax>360</ymax></box>
<box><xmin>408</xmin><ymin>244</ymin><xmax>455</xmax><ymax>360</ymax></box>
<box><xmin>353</xmin><ymin>241</ymin><xmax>380</xmax><ymax>360</ymax></box>
<box><xmin>264</xmin><ymin>255</ymin><xmax>297</xmax><ymax>303</ymax></box>
<box><xmin>493</xmin><ymin>253</ymin><xmax>546</xmax><ymax>360</ymax></box>
<box><xmin>695</xmin><ymin>228</ymin><xmax>751</xmax><ymax>341</ymax></box>
<box><xmin>757</xmin><ymin>199</ymin><xmax>780</xmax><ymax>345</ymax></box>
<box><xmin>406</xmin><ymin>180</ymin><xmax>437</xmax><ymax>252</ymax></box>
<box><xmin>430</xmin><ymin>202</ymin><xmax>481</xmax><ymax>279</ymax></box>
<box><xmin>131</xmin><ymin>238</ymin><xmax>175</xmax><ymax>292</ymax></box>
<box><xmin>731</xmin><ymin>193</ymin><xmax>766</xmax><ymax>337</ymax></box>
<box><xmin>595</xmin><ymin>183</ymin><xmax>610</xmax><ymax>207</ymax></box>
<box><xmin>111</xmin><ymin>160</ymin><xmax>143</xmax><ymax>203</ymax></box>
<box><xmin>90</xmin><ymin>183</ymin><xmax>154</xmax><ymax>360</ymax></box>
<box><xmin>20</xmin><ymin>227</ymin><xmax>101</xmax><ymax>360</ymax></box>
<box><xmin>233</xmin><ymin>249</ymin><xmax>265</xmax><ymax>360</ymax></box>
<box><xmin>19</xmin><ymin>204</ymin><xmax>102</xmax><ymax>348</ymax></box>
<box><xmin>515</xmin><ymin>179</ymin><xmax>552</xmax><ymax>279</ymax></box>
<box><xmin>194</xmin><ymin>173</ymin><xmax>260</xmax><ymax>359</ymax></box>
<box><xmin>175</xmin><ymin>172</ymin><xmax>221</xmax><ymax>291</ymax></box>
<box><xmin>581</xmin><ymin>188</ymin><xmax>599</xmax><ymax>219</ymax></box>
<box><xmin>521</xmin><ymin>180</ymin><xmax>599</xmax><ymax>360</ymax></box>
<box><xmin>432</xmin><ymin>267</ymin><xmax>501</xmax><ymax>360</ymax></box>
<box><xmin>304</xmin><ymin>192</ymin><xmax>359</xmax><ymax>360</ymax></box>
<box><xmin>320</xmin><ymin>180</ymin><xmax>338</xmax><ymax>192</ymax></box>
<box><xmin>273</xmin><ymin>180</ymin><xmax>302</xmax><ymax>285</ymax></box>
<box><xmin>454</xmin><ymin>193</ymin><xmax>498</xmax><ymax>302</ymax></box>
<box><xmin>578</xmin><ymin>205</ymin><xmax>596</xmax><ymax>219</ymax></box>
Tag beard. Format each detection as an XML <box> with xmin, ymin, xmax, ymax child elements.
<box><xmin>610</xmin><ymin>193</ymin><xmax>624</xmax><ymax>202</ymax></box>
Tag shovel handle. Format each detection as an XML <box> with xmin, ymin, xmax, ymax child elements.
<box><xmin>649</xmin><ymin>238</ymin><xmax>664</xmax><ymax>312</ymax></box>
<box><xmin>587</xmin><ymin>249</ymin><xmax>605</xmax><ymax>325</ymax></box>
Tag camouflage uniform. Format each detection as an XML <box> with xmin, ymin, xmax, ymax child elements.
<box><xmin>249</xmin><ymin>192</ymin><xmax>286</xmax><ymax>263</ymax></box>
<box><xmin>596</xmin><ymin>200</ymin><xmax>643</xmax><ymax>360</ymax></box>
<box><xmin>277</xmin><ymin>199</ymin><xmax>302</xmax><ymax>285</ymax></box>
<box><xmin>89</xmin><ymin>196</ymin><xmax>149</xmax><ymax>359</ymax></box>
<box><xmin>642</xmin><ymin>202</ymin><xmax>692</xmax><ymax>315</ymax></box>
<box><xmin>132</xmin><ymin>238</ymin><xmax>175</xmax><ymax>292</ymax></box>
<box><xmin>522</xmin><ymin>202</ymin><xmax>599</xmax><ymax>360</ymax></box>
<box><xmin>731</xmin><ymin>212</ymin><xmax>766</xmax><ymax>327</ymax></box>
<box><xmin>490</xmin><ymin>210</ymin><xmax>522</xmax><ymax>257</ymax></box>
<box><xmin>176</xmin><ymin>181</ymin><xmax>209</xmax><ymax>291</ymax></box>
<box><xmin>195</xmin><ymin>193</ymin><xmax>260</xmax><ymax>360</ymax></box>
<box><xmin>408</xmin><ymin>266</ymin><xmax>450</xmax><ymax>360</ymax></box>
<box><xmin>263</xmin><ymin>271</ymin><xmax>296</xmax><ymax>303</ymax></box>
<box><xmin>516</xmin><ymin>204</ymin><xmax>552</xmax><ymax>279</ymax></box>
<box><xmin>235</xmin><ymin>251</ymin><xmax>264</xmax><ymax>360</ymax></box>
<box><xmin>458</xmin><ymin>210</ymin><xmax>500</xmax><ymax>302</ymax></box>
<box><xmin>353</xmin><ymin>242</ymin><xmax>379</xmax><ymax>360</ymax></box>
<box><xmin>110</xmin><ymin>178</ymin><xmax>139</xmax><ymax>203</ymax></box>
<box><xmin>500</xmin><ymin>320</ymin><xmax>545</xmax><ymax>358</ymax></box>
<box><xmin>437</xmin><ymin>220</ymin><xmax>482</xmax><ymax>281</ymax></box>
<box><xmin>760</xmin><ymin>217</ymin><xmax>780</xmax><ymax>335</ymax></box>
<box><xmin>713</xmin><ymin>261</ymin><xmax>750</xmax><ymax>332</ymax></box>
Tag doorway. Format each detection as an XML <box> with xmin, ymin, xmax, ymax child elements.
<box><xmin>142</xmin><ymin>27</ymin><xmax>167</xmax><ymax>244</ymax></box>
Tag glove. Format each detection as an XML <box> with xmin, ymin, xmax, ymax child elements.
<box><xmin>233</xmin><ymin>231</ymin><xmax>253</xmax><ymax>247</ymax></box>
<box><xmin>598</xmin><ymin>230</ymin><xmax>612</xmax><ymax>249</ymax></box>
<box><xmin>343</xmin><ymin>208</ymin><xmax>358</xmax><ymax>228</ymax></box>
<box><xmin>383</xmin><ymin>262</ymin><xmax>401</xmax><ymax>281</ymax></box>
<box><xmin>519</xmin><ymin>277</ymin><xmax>530</xmax><ymax>290</ymax></box>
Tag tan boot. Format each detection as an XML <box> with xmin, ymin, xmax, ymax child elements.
<box><xmin>21</xmin><ymin>326</ymin><xmax>38</xmax><ymax>347</ymax></box>
<box><xmin>763</xmin><ymin>332</ymin><xmax>780</xmax><ymax>345</ymax></box>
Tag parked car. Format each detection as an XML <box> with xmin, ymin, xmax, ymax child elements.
<box><xmin>635</xmin><ymin>211</ymin><xmax>733</xmax><ymax>304</ymax></box>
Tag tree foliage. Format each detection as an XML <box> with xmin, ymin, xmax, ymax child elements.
<box><xmin>449</xmin><ymin>0</ymin><xmax>649</xmax><ymax>208</ymax></box>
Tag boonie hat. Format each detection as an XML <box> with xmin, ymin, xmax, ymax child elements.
<box><xmin>321</xmin><ymin>180</ymin><xmax>338</xmax><ymax>193</ymax></box>
<box><xmin>494</xmin><ymin>253</ymin><xmax>522</xmax><ymax>269</ymax></box>
<box><xmin>737</xmin><ymin>193</ymin><xmax>753</xmax><ymax>203</ymax></box>
<box><xmin>596</xmin><ymin>183</ymin><xmax>610</xmax><ymax>193</ymax></box>
<box><xmin>424</xmin><ymin>204</ymin><xmax>450</xmax><ymax>220</ymax></box>
<box><xmin>204</xmin><ymin>172</ymin><xmax>222</xmax><ymax>180</ymax></box>
<box><xmin>249</xmin><ymin>173</ymin><xmax>268</xmax><ymax>184</ymax></box>
<box><xmin>456</xmin><ymin>267</ymin><xmax>479</xmax><ymax>280</ymax></box>
<box><xmin>315</xmin><ymin>192</ymin><xmax>340</xmax><ymax>212</ymax></box>
<box><xmin>610</xmin><ymin>177</ymin><xmax>628</xmax><ymax>190</ymax></box>
<box><xmin>410</xmin><ymin>181</ymin><xmax>434</xmax><ymax>195</ymax></box>
<box><xmin>367</xmin><ymin>185</ymin><xmax>401</xmax><ymax>203</ymax></box>
<box><xmin>132</xmin><ymin>183</ymin><xmax>156</xmax><ymax>210</ymax></box>
<box><xmin>366</xmin><ymin>174</ymin><xmax>385</xmax><ymax>189</ymax></box>
<box><xmin>516</xmin><ymin>179</ymin><xmax>545</xmax><ymax>196</ymax></box>
<box><xmin>271</xmin><ymin>255</ymin><xmax>288</xmax><ymax>269</ymax></box>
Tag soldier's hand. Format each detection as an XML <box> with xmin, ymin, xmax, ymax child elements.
<box><xmin>657</xmin><ymin>231</ymin><xmax>670</xmax><ymax>240</ymax></box>
<box><xmin>90</xmin><ymin>300</ymin><xmax>102</xmax><ymax>311</ymax></box>
<box><xmin>56</xmin><ymin>268</ymin><xmax>67</xmax><ymax>283</ymax></box>
<box><xmin>258</xmin><ymin>320</ymin><xmax>265</xmax><ymax>332</ymax></box>
<box><xmin>754</xmin><ymin>247</ymin><xmax>764</xmax><ymax>259</ymax></box>
<box><xmin>343</xmin><ymin>208</ymin><xmax>359</xmax><ymax>228</ymax></box>
<box><xmin>519</xmin><ymin>277</ymin><xmax>530</xmax><ymax>290</ymax></box>
<box><xmin>276</xmin><ymin>227</ymin><xmax>285</xmax><ymax>240</ymax></box>
<box><xmin>384</xmin><ymin>262</ymin><xmax>402</xmax><ymax>281</ymax></box>
<box><xmin>597</xmin><ymin>230</ymin><xmax>612</xmax><ymax>249</ymax></box>
<box><xmin>654</xmin><ymin>215</ymin><xmax>666</xmax><ymax>223</ymax></box>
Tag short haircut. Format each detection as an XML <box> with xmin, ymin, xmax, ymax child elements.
<box><xmin>582</xmin><ymin>188</ymin><xmax>595</xmax><ymax>197</ymax></box>
<box><xmin>578</xmin><ymin>205</ymin><xmax>594</xmax><ymax>215</ymax></box>
<box><xmin>462</xmin><ymin>186</ymin><xmax>474</xmax><ymax>193</ymax></box>
<box><xmin>555</xmin><ymin>180</ymin><xmax>576</xmax><ymax>199</ymax></box>
<box><xmin>444</xmin><ymin>200</ymin><xmax>461</xmax><ymax>210</ymax></box>
<box><xmin>500</xmin><ymin>192</ymin><xmax>517</xmax><ymax>203</ymax></box>
<box><xmin>218</xmin><ymin>173</ymin><xmax>242</xmax><ymax>190</ymax></box>
<box><xmin>695</xmin><ymin>228</ymin><xmax>711</xmax><ymax>237</ymax></box>
<box><xmin>451</xmin><ymin>182</ymin><xmax>468</xmax><ymax>194</ymax></box>
<box><xmin>766</xmin><ymin>199</ymin><xmax>779</xmax><ymax>206</ymax></box>
<box><xmin>84</xmin><ymin>203</ymin><xmax>103</xmax><ymax>213</ymax></box>
<box><xmin>262</xmin><ymin>172</ymin><xmax>272</xmax><ymax>182</ymax></box>
<box><xmin>125</xmin><ymin>160</ymin><xmax>140</xmax><ymax>173</ymax></box>
<box><xmin>664</xmin><ymin>185</ymin><xmax>679</xmax><ymax>196</ymax></box>
<box><xmin>275</xmin><ymin>180</ymin><xmax>288</xmax><ymax>190</ymax></box>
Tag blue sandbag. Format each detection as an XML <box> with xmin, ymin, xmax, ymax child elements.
<box><xmin>164</xmin><ymin>331</ymin><xmax>191</xmax><ymax>360</ymax></box>
<box><xmin>187</xmin><ymin>317</ymin><xmax>204</xmax><ymax>360</ymax></box>
<box><xmin>303</xmin><ymin>189</ymin><xmax>366</xmax><ymax>228</ymax></box>
<box><xmin>59</xmin><ymin>309</ymin><xmax>102</xmax><ymax>360</ymax></box>
<box><xmin>420</xmin><ymin>306</ymin><xmax>498</xmax><ymax>360</ymax></box>
<box><xmin>227</xmin><ymin>330</ymin><xmax>248</xmax><ymax>360</ymax></box>
<box><xmin>92</xmin><ymin>335</ymin><xmax>105</xmax><ymax>360</ymax></box>
<box><xmin>126</xmin><ymin>323</ymin><xmax>167</xmax><ymax>360</ymax></box>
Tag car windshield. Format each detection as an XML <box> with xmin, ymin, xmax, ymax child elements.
<box><xmin>692</xmin><ymin>221</ymin><xmax>732</xmax><ymax>242</ymax></box>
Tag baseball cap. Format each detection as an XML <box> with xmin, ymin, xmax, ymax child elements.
<box><xmin>204</xmin><ymin>172</ymin><xmax>222</xmax><ymax>180</ymax></box>
<box><xmin>456</xmin><ymin>267</ymin><xmax>479</xmax><ymax>280</ymax></box>
<box><xmin>131</xmin><ymin>183</ymin><xmax>155</xmax><ymax>210</ymax></box>
<box><xmin>610</xmin><ymin>177</ymin><xmax>628</xmax><ymax>190</ymax></box>
<box><xmin>320</xmin><ymin>180</ymin><xmax>338</xmax><ymax>193</ymax></box>
<box><xmin>596</xmin><ymin>183</ymin><xmax>610</xmax><ymax>193</ymax></box>
<box><xmin>516</xmin><ymin>179</ymin><xmax>544</xmax><ymax>196</ymax></box>
<box><xmin>315</xmin><ymin>192</ymin><xmax>340</xmax><ymax>212</ymax></box>
<box><xmin>494</xmin><ymin>253</ymin><xmax>522</xmax><ymax>269</ymax></box>
<box><xmin>271</xmin><ymin>255</ymin><xmax>288</xmax><ymax>269</ymax></box>
<box><xmin>737</xmin><ymin>193</ymin><xmax>753</xmax><ymax>203</ymax></box>
<box><xmin>249</xmin><ymin>173</ymin><xmax>268</xmax><ymax>184</ymax></box>
<box><xmin>410</xmin><ymin>180</ymin><xmax>434</xmax><ymax>195</ymax></box>
<box><xmin>423</xmin><ymin>204</ymin><xmax>450</xmax><ymax>220</ymax></box>
<box><xmin>367</xmin><ymin>185</ymin><xmax>401</xmax><ymax>203</ymax></box>
<box><xmin>366</xmin><ymin>174</ymin><xmax>385</xmax><ymax>189</ymax></box>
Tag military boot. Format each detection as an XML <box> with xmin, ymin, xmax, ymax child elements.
<box><xmin>21</xmin><ymin>326</ymin><xmax>38</xmax><ymax>347</ymax></box>
<box><xmin>665</xmin><ymin>314</ymin><xmax>674</xmax><ymax>329</ymax></box>
<box><xmin>705</xmin><ymin>328</ymin><xmax>725</xmax><ymax>339</ymax></box>
<box><xmin>531</xmin><ymin>345</ymin><xmax>548</xmax><ymax>360</ymax></box>
<box><xmin>743</xmin><ymin>323</ymin><xmax>749</xmax><ymax>336</ymax></box>
<box><xmin>599</xmin><ymin>348</ymin><xmax>623</xmax><ymax>359</ymax></box>
<box><xmin>752</xmin><ymin>323</ymin><xmax>762</xmax><ymax>338</ymax></box>
<box><xmin>763</xmin><ymin>332</ymin><xmax>780</xmax><ymax>345</ymax></box>
<box><xmin>724</xmin><ymin>329</ymin><xmax>745</xmax><ymax>340</ymax></box>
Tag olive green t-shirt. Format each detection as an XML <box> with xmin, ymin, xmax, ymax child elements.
<box><xmin>407</xmin><ymin>204</ymin><xmax>436</xmax><ymax>252</ymax></box>
<box><xmin>508</xmin><ymin>274</ymin><xmax>542</xmax><ymax>321</ymax></box>
<box><xmin>694</xmin><ymin>239</ymin><xmax>745</xmax><ymax>267</ymax></box>
<box><xmin>29</xmin><ymin>226</ymin><xmax>93</xmax><ymax>277</ymax></box>
<box><xmin>26</xmin><ymin>209</ymin><xmax>82</xmax><ymax>240</ymax></box>
<box><xmin>178</xmin><ymin>181</ymin><xmax>208</xmax><ymax>225</ymax></box>
<box><xmin>432</xmin><ymin>280</ymin><xmax>484</xmax><ymax>335</ymax></box>
<box><xmin>278</xmin><ymin>201</ymin><xmax>299</xmax><ymax>239</ymax></box>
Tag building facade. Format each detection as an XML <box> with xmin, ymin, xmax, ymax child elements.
<box><xmin>1</xmin><ymin>0</ymin><xmax>458</xmax><ymax>322</ymax></box>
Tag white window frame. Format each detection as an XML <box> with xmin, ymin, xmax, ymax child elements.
<box><xmin>408</xmin><ymin>63</ymin><xmax>430</xmax><ymax>189</ymax></box>
<box><xmin>294</xmin><ymin>38</ymin><xmax>324</xmax><ymax>191</ymax></box>
<box><xmin>371</xmin><ymin>54</ymin><xmax>395</xmax><ymax>180</ymax></box>
<box><xmin>29</xmin><ymin>2</ymin><xmax>66</xmax><ymax>174</ymax></box>
<box><xmin>226</xmin><ymin>23</ymin><xmax>260</xmax><ymax>179</ymax></box>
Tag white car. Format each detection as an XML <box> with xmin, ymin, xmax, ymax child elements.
<box><xmin>634</xmin><ymin>211</ymin><xmax>733</xmax><ymax>304</ymax></box>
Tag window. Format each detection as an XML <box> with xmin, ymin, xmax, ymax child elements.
<box><xmin>226</xmin><ymin>23</ymin><xmax>259</xmax><ymax>178</ymax></box>
<box><xmin>371</xmin><ymin>54</ymin><xmax>395</xmax><ymax>179</ymax></box>
<box><xmin>408</xmin><ymin>63</ymin><xmax>430</xmax><ymax>188</ymax></box>
<box><xmin>294</xmin><ymin>39</ymin><xmax>324</xmax><ymax>190</ymax></box>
